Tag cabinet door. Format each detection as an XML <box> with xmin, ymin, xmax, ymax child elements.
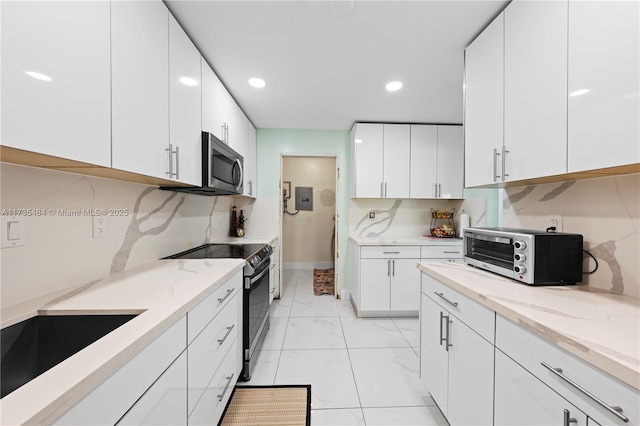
<box><xmin>245</xmin><ymin>122</ymin><xmax>257</xmax><ymax>197</ymax></box>
<box><xmin>420</xmin><ymin>293</ymin><xmax>449</xmax><ymax>416</ymax></box>
<box><xmin>409</xmin><ymin>125</ymin><xmax>438</xmax><ymax>198</ymax></box>
<box><xmin>359</xmin><ymin>259</ymin><xmax>390</xmax><ymax>311</ymax></box>
<box><xmin>495</xmin><ymin>350</ymin><xmax>587</xmax><ymax>426</ymax></box>
<box><xmin>353</xmin><ymin>123</ymin><xmax>384</xmax><ymax>198</ymax></box>
<box><xmin>436</xmin><ymin>126</ymin><xmax>463</xmax><ymax>199</ymax></box>
<box><xmin>223</xmin><ymin>90</ymin><xmax>239</xmax><ymax>147</ymax></box>
<box><xmin>389</xmin><ymin>259</ymin><xmax>420</xmax><ymax>311</ymax></box>
<box><xmin>567</xmin><ymin>0</ymin><xmax>639</xmax><ymax>172</ymax></box>
<box><xmin>112</xmin><ymin>0</ymin><xmax>169</xmax><ymax>179</ymax></box>
<box><xmin>504</xmin><ymin>0</ymin><xmax>568</xmax><ymax>182</ymax></box>
<box><xmin>447</xmin><ymin>317</ymin><xmax>494</xmax><ymax>426</ymax></box>
<box><xmin>464</xmin><ymin>12</ymin><xmax>504</xmax><ymax>187</ymax></box>
<box><xmin>169</xmin><ymin>15</ymin><xmax>201</xmax><ymax>185</ymax></box>
<box><xmin>1</xmin><ymin>1</ymin><xmax>111</xmax><ymax>166</ymax></box>
<box><xmin>201</xmin><ymin>61</ymin><xmax>226</xmax><ymax>142</ymax></box>
<box><xmin>117</xmin><ymin>351</ymin><xmax>187</xmax><ymax>426</ymax></box>
<box><xmin>383</xmin><ymin>124</ymin><xmax>411</xmax><ymax>198</ymax></box>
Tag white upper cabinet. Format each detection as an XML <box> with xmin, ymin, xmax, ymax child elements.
<box><xmin>464</xmin><ymin>12</ymin><xmax>504</xmax><ymax>188</ymax></box>
<box><xmin>411</xmin><ymin>125</ymin><xmax>463</xmax><ymax>199</ymax></box>
<box><xmin>352</xmin><ymin>123</ymin><xmax>384</xmax><ymax>198</ymax></box>
<box><xmin>436</xmin><ymin>126</ymin><xmax>464</xmax><ymax>199</ymax></box>
<box><xmin>223</xmin><ymin>92</ymin><xmax>239</xmax><ymax>148</ymax></box>
<box><xmin>383</xmin><ymin>124</ymin><xmax>411</xmax><ymax>199</ymax></box>
<box><xmin>504</xmin><ymin>0</ymin><xmax>568</xmax><ymax>181</ymax></box>
<box><xmin>201</xmin><ymin>61</ymin><xmax>226</xmax><ymax>142</ymax></box>
<box><xmin>111</xmin><ymin>0</ymin><xmax>170</xmax><ymax>179</ymax></box>
<box><xmin>240</xmin><ymin>113</ymin><xmax>257</xmax><ymax>198</ymax></box>
<box><xmin>410</xmin><ymin>125</ymin><xmax>438</xmax><ymax>198</ymax></box>
<box><xmin>169</xmin><ymin>15</ymin><xmax>202</xmax><ymax>185</ymax></box>
<box><xmin>567</xmin><ymin>0</ymin><xmax>640</xmax><ymax>172</ymax></box>
<box><xmin>1</xmin><ymin>1</ymin><xmax>111</xmax><ymax>166</ymax></box>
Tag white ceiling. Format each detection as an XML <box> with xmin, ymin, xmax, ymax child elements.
<box><xmin>165</xmin><ymin>0</ymin><xmax>509</xmax><ymax>130</ymax></box>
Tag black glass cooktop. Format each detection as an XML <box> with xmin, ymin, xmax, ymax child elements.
<box><xmin>163</xmin><ymin>244</ymin><xmax>266</xmax><ymax>260</ymax></box>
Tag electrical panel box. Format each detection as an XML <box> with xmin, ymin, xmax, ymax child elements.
<box><xmin>295</xmin><ymin>187</ymin><xmax>313</xmax><ymax>211</ymax></box>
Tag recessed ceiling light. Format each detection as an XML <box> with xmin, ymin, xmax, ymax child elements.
<box><xmin>355</xmin><ymin>139</ymin><xmax>363</xmax><ymax>144</ymax></box>
<box><xmin>249</xmin><ymin>77</ymin><xmax>266</xmax><ymax>88</ymax></box>
<box><xmin>25</xmin><ymin>71</ymin><xmax>52</xmax><ymax>82</ymax></box>
<box><xmin>179</xmin><ymin>76</ymin><xmax>198</xmax><ymax>86</ymax></box>
<box><xmin>386</xmin><ymin>81</ymin><xmax>403</xmax><ymax>92</ymax></box>
<box><xmin>569</xmin><ymin>88</ymin><xmax>590</xmax><ymax>97</ymax></box>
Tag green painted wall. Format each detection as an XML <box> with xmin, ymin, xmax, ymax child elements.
<box><xmin>257</xmin><ymin>128</ymin><xmax>351</xmax><ymax>293</ymax></box>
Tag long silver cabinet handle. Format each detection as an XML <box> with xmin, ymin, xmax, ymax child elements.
<box><xmin>383</xmin><ymin>251</ymin><xmax>400</xmax><ymax>254</ymax></box>
<box><xmin>438</xmin><ymin>183</ymin><xmax>442</xmax><ymax>198</ymax></box>
<box><xmin>387</xmin><ymin>259</ymin><xmax>391</xmax><ymax>277</ymax></box>
<box><xmin>443</xmin><ymin>251</ymin><xmax>461</xmax><ymax>254</ymax></box>
<box><xmin>434</xmin><ymin>292</ymin><xmax>459</xmax><ymax>308</ymax></box>
<box><xmin>166</xmin><ymin>144</ymin><xmax>174</xmax><ymax>177</ymax></box>
<box><xmin>392</xmin><ymin>259</ymin><xmax>395</xmax><ymax>277</ymax></box>
<box><xmin>217</xmin><ymin>324</ymin><xmax>235</xmax><ymax>345</ymax></box>
<box><xmin>381</xmin><ymin>182</ymin><xmax>384</xmax><ymax>198</ymax></box>
<box><xmin>434</xmin><ymin>183</ymin><xmax>438</xmax><ymax>198</ymax></box>
<box><xmin>174</xmin><ymin>145</ymin><xmax>180</xmax><ymax>179</ymax></box>
<box><xmin>445</xmin><ymin>316</ymin><xmax>452</xmax><ymax>351</ymax></box>
<box><xmin>217</xmin><ymin>288</ymin><xmax>234</xmax><ymax>303</ymax></box>
<box><xmin>217</xmin><ymin>373</ymin><xmax>235</xmax><ymax>401</ymax></box>
<box><xmin>541</xmin><ymin>362</ymin><xmax>629</xmax><ymax>422</ymax></box>
<box><xmin>493</xmin><ymin>148</ymin><xmax>501</xmax><ymax>182</ymax></box>
<box><xmin>439</xmin><ymin>311</ymin><xmax>447</xmax><ymax>346</ymax></box>
<box><xmin>502</xmin><ymin>145</ymin><xmax>509</xmax><ymax>179</ymax></box>
<box><xmin>563</xmin><ymin>409</ymin><xmax>577</xmax><ymax>426</ymax></box>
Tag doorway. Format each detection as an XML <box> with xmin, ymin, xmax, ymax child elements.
<box><xmin>280</xmin><ymin>155</ymin><xmax>338</xmax><ymax>298</ymax></box>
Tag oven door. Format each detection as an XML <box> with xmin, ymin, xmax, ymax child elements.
<box><xmin>243</xmin><ymin>258</ymin><xmax>270</xmax><ymax>379</ymax></box>
<box><xmin>464</xmin><ymin>231</ymin><xmax>516</xmax><ymax>278</ymax></box>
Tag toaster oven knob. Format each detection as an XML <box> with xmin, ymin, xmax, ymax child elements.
<box><xmin>514</xmin><ymin>253</ymin><xmax>526</xmax><ymax>262</ymax></box>
<box><xmin>514</xmin><ymin>240</ymin><xmax>527</xmax><ymax>250</ymax></box>
<box><xmin>514</xmin><ymin>265</ymin><xmax>526</xmax><ymax>274</ymax></box>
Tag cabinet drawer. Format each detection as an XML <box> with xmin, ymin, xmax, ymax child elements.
<box><xmin>187</xmin><ymin>292</ymin><xmax>239</xmax><ymax>416</ymax></box>
<box><xmin>188</xmin><ymin>270</ymin><xmax>242</xmax><ymax>343</ymax></box>
<box><xmin>360</xmin><ymin>246</ymin><xmax>420</xmax><ymax>259</ymax></box>
<box><xmin>420</xmin><ymin>245</ymin><xmax>463</xmax><ymax>259</ymax></box>
<box><xmin>496</xmin><ymin>315</ymin><xmax>639</xmax><ymax>426</ymax></box>
<box><xmin>421</xmin><ymin>273</ymin><xmax>495</xmax><ymax>343</ymax></box>
<box><xmin>188</xmin><ymin>337</ymin><xmax>239</xmax><ymax>426</ymax></box>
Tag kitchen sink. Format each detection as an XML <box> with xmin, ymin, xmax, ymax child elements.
<box><xmin>1</xmin><ymin>314</ymin><xmax>137</xmax><ymax>398</ymax></box>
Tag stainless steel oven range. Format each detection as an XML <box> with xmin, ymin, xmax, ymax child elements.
<box><xmin>163</xmin><ymin>243</ymin><xmax>272</xmax><ymax>381</ymax></box>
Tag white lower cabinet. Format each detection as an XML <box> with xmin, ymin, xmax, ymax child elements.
<box><xmin>269</xmin><ymin>238</ymin><xmax>281</xmax><ymax>303</ymax></box>
<box><xmin>117</xmin><ymin>351</ymin><xmax>188</xmax><ymax>426</ymax></box>
<box><xmin>56</xmin><ymin>317</ymin><xmax>187</xmax><ymax>425</ymax></box>
<box><xmin>419</xmin><ymin>279</ymin><xmax>494</xmax><ymax>426</ymax></box>
<box><xmin>355</xmin><ymin>246</ymin><xmax>421</xmax><ymax>315</ymax></box>
<box><xmin>495</xmin><ymin>349</ymin><xmax>587</xmax><ymax>426</ymax></box>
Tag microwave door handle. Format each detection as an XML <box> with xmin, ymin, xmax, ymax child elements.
<box><xmin>234</xmin><ymin>159</ymin><xmax>243</xmax><ymax>192</ymax></box>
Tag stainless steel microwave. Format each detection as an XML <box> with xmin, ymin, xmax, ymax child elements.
<box><xmin>463</xmin><ymin>227</ymin><xmax>583</xmax><ymax>285</ymax></box>
<box><xmin>162</xmin><ymin>131</ymin><xmax>243</xmax><ymax>196</ymax></box>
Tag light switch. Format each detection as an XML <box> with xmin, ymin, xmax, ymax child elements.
<box><xmin>7</xmin><ymin>221</ymin><xmax>20</xmax><ymax>240</ymax></box>
<box><xmin>1</xmin><ymin>216</ymin><xmax>26</xmax><ymax>248</ymax></box>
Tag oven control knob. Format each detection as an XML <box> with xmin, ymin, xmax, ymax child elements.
<box><xmin>514</xmin><ymin>240</ymin><xmax>527</xmax><ymax>250</ymax></box>
<box><xmin>514</xmin><ymin>265</ymin><xmax>526</xmax><ymax>274</ymax></box>
<box><xmin>514</xmin><ymin>253</ymin><xmax>526</xmax><ymax>262</ymax></box>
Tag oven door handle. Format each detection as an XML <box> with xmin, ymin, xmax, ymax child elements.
<box><xmin>249</xmin><ymin>263</ymin><xmax>270</xmax><ymax>285</ymax></box>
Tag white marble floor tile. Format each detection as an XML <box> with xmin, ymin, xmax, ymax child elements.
<box><xmin>290</xmin><ymin>297</ymin><xmax>340</xmax><ymax>317</ymax></box>
<box><xmin>362</xmin><ymin>406</ymin><xmax>448</xmax><ymax>426</ymax></box>
<box><xmin>337</xmin><ymin>299</ymin><xmax>357</xmax><ymax>317</ymax></box>
<box><xmin>244</xmin><ymin>350</ymin><xmax>280</xmax><ymax>385</ymax></box>
<box><xmin>274</xmin><ymin>349</ymin><xmax>361</xmax><ymax>410</ymax></box>
<box><xmin>341</xmin><ymin>317</ymin><xmax>409</xmax><ymax>348</ymax></box>
<box><xmin>283</xmin><ymin>317</ymin><xmax>346</xmax><ymax>350</ymax></box>
<box><xmin>270</xmin><ymin>297</ymin><xmax>294</xmax><ymax>318</ymax></box>
<box><xmin>392</xmin><ymin>317</ymin><xmax>421</xmax><ymax>347</ymax></box>
<box><xmin>261</xmin><ymin>316</ymin><xmax>289</xmax><ymax>351</ymax></box>
<box><xmin>349</xmin><ymin>348</ymin><xmax>430</xmax><ymax>408</ymax></box>
<box><xmin>311</xmin><ymin>408</ymin><xmax>366</xmax><ymax>426</ymax></box>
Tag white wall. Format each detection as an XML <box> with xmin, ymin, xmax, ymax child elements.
<box><xmin>502</xmin><ymin>174</ymin><xmax>640</xmax><ymax>297</ymax></box>
<box><xmin>0</xmin><ymin>163</ymin><xmax>238</xmax><ymax>311</ymax></box>
<box><xmin>282</xmin><ymin>156</ymin><xmax>336</xmax><ymax>268</ymax></box>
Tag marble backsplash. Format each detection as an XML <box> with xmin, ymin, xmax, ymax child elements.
<box><xmin>0</xmin><ymin>163</ymin><xmax>242</xmax><ymax>310</ymax></box>
<box><xmin>502</xmin><ymin>173</ymin><xmax>640</xmax><ymax>298</ymax></box>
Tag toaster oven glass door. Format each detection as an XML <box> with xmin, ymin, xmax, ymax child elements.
<box><xmin>465</xmin><ymin>234</ymin><xmax>514</xmax><ymax>270</ymax></box>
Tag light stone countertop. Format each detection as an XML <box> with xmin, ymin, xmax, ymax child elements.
<box><xmin>0</xmin><ymin>258</ymin><xmax>245</xmax><ymax>426</ymax></box>
<box><xmin>418</xmin><ymin>261</ymin><xmax>640</xmax><ymax>391</ymax></box>
<box><xmin>350</xmin><ymin>235</ymin><xmax>463</xmax><ymax>246</ymax></box>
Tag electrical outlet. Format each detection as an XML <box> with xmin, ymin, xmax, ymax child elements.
<box><xmin>93</xmin><ymin>216</ymin><xmax>107</xmax><ymax>238</ymax></box>
<box><xmin>369</xmin><ymin>211</ymin><xmax>375</xmax><ymax>219</ymax></box>
<box><xmin>546</xmin><ymin>215</ymin><xmax>562</xmax><ymax>232</ymax></box>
